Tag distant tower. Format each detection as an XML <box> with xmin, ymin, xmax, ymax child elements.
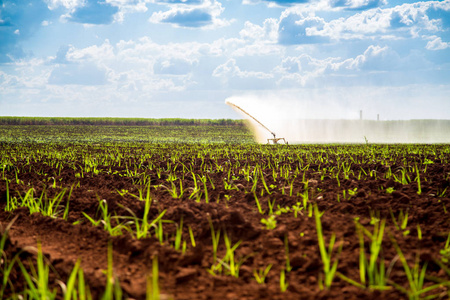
<box><xmin>360</xmin><ymin>110</ymin><xmax>363</xmax><ymax>120</ymax></box>
<box><xmin>377</xmin><ymin>114</ymin><xmax>380</xmax><ymax>121</ymax></box>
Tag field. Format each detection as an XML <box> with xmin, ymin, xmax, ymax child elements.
<box><xmin>1</xmin><ymin>122</ymin><xmax>450</xmax><ymax>300</ymax></box>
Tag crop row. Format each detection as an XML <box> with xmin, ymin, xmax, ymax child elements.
<box><xmin>1</xmin><ymin>139</ymin><xmax>450</xmax><ymax>299</ymax></box>
<box><xmin>0</xmin><ymin>117</ymin><xmax>244</xmax><ymax>126</ymax></box>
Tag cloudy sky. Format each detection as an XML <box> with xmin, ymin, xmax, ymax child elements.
<box><xmin>0</xmin><ymin>0</ymin><xmax>449</xmax><ymax>119</ymax></box>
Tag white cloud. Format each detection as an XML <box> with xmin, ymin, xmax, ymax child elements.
<box><xmin>275</xmin><ymin>45</ymin><xmax>400</xmax><ymax>87</ymax></box>
<box><xmin>276</xmin><ymin>1</ymin><xmax>449</xmax><ymax>44</ymax></box>
<box><xmin>212</xmin><ymin>58</ymin><xmax>274</xmax><ymax>79</ymax></box>
<box><xmin>426</xmin><ymin>36</ymin><xmax>450</xmax><ymax>50</ymax></box>
<box><xmin>109</xmin><ymin>0</ymin><xmax>150</xmax><ymax>22</ymax></box>
<box><xmin>45</xmin><ymin>0</ymin><xmax>84</xmax><ymax>10</ymax></box>
<box><xmin>243</xmin><ymin>0</ymin><xmax>388</xmax><ymax>10</ymax></box>
<box><xmin>65</xmin><ymin>40</ymin><xmax>115</xmax><ymax>61</ymax></box>
<box><xmin>232</xmin><ymin>42</ymin><xmax>284</xmax><ymax>56</ymax></box>
<box><xmin>239</xmin><ymin>19</ymin><xmax>279</xmax><ymax>42</ymax></box>
<box><xmin>149</xmin><ymin>0</ymin><xmax>232</xmax><ymax>28</ymax></box>
<box><xmin>331</xmin><ymin>45</ymin><xmax>390</xmax><ymax>70</ymax></box>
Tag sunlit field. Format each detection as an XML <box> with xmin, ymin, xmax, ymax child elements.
<box><xmin>0</xmin><ymin>119</ymin><xmax>449</xmax><ymax>299</ymax></box>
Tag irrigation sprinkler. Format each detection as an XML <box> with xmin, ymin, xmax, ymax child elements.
<box><xmin>227</xmin><ymin>102</ymin><xmax>287</xmax><ymax>144</ymax></box>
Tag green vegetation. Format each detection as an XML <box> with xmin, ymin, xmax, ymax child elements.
<box><xmin>0</xmin><ymin>116</ymin><xmax>244</xmax><ymax>126</ymax></box>
<box><xmin>0</xmin><ymin>123</ymin><xmax>253</xmax><ymax>144</ymax></box>
<box><xmin>1</xmin><ymin>122</ymin><xmax>450</xmax><ymax>299</ymax></box>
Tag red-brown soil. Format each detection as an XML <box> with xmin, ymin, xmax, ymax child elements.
<box><xmin>1</xmin><ymin>144</ymin><xmax>449</xmax><ymax>299</ymax></box>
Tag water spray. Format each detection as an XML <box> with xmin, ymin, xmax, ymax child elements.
<box><xmin>226</xmin><ymin>101</ymin><xmax>287</xmax><ymax>144</ymax></box>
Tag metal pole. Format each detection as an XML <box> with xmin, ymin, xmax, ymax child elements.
<box><xmin>227</xmin><ymin>102</ymin><xmax>276</xmax><ymax>139</ymax></box>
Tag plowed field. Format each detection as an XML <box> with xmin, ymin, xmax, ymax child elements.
<box><xmin>0</xmin><ymin>126</ymin><xmax>449</xmax><ymax>299</ymax></box>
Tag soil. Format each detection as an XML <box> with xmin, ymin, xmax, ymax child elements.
<box><xmin>1</xmin><ymin>144</ymin><xmax>449</xmax><ymax>299</ymax></box>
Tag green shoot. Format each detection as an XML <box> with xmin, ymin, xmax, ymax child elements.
<box><xmin>146</xmin><ymin>255</ymin><xmax>160</xmax><ymax>300</ymax></box>
<box><xmin>389</xmin><ymin>235</ymin><xmax>443</xmax><ymax>299</ymax></box>
<box><xmin>261</xmin><ymin>215</ymin><xmax>277</xmax><ymax>230</ymax></box>
<box><xmin>253</xmin><ymin>264</ymin><xmax>272</xmax><ymax>284</ymax></box>
<box><xmin>18</xmin><ymin>243</ymin><xmax>57</xmax><ymax>300</ymax></box>
<box><xmin>440</xmin><ymin>233</ymin><xmax>450</xmax><ymax>264</ymax></box>
<box><xmin>253</xmin><ymin>191</ymin><xmax>263</xmax><ymax>214</ymax></box>
<box><xmin>314</xmin><ymin>204</ymin><xmax>342</xmax><ymax>290</ymax></box>
<box><xmin>188</xmin><ymin>225</ymin><xmax>196</xmax><ymax>248</ymax></box>
<box><xmin>280</xmin><ymin>269</ymin><xmax>289</xmax><ymax>292</ymax></box>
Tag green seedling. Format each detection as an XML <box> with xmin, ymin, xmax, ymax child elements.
<box><xmin>280</xmin><ymin>269</ymin><xmax>289</xmax><ymax>292</ymax></box>
<box><xmin>253</xmin><ymin>191</ymin><xmax>263</xmax><ymax>214</ymax></box>
<box><xmin>386</xmin><ymin>187</ymin><xmax>395</xmax><ymax>194</ymax></box>
<box><xmin>292</xmin><ymin>202</ymin><xmax>303</xmax><ymax>218</ymax></box>
<box><xmin>188</xmin><ymin>225</ymin><xmax>196</xmax><ymax>248</ymax></box>
<box><xmin>351</xmin><ymin>218</ymin><xmax>390</xmax><ymax>290</ymax></box>
<box><xmin>253</xmin><ymin>264</ymin><xmax>272</xmax><ymax>284</ymax></box>
<box><xmin>415</xmin><ymin>165</ymin><xmax>422</xmax><ymax>195</ymax></box>
<box><xmin>209</xmin><ymin>231</ymin><xmax>244</xmax><ymax>278</ymax></box>
<box><xmin>119</xmin><ymin>201</ymin><xmax>167</xmax><ymax>240</ymax></box>
<box><xmin>347</xmin><ymin>187</ymin><xmax>358</xmax><ymax>197</ymax></box>
<box><xmin>261</xmin><ymin>215</ymin><xmax>277</xmax><ymax>230</ymax></box>
<box><xmin>389</xmin><ymin>236</ymin><xmax>443</xmax><ymax>300</ymax></box>
<box><xmin>173</xmin><ymin>217</ymin><xmax>186</xmax><ymax>253</ymax></box>
<box><xmin>63</xmin><ymin>260</ymin><xmax>92</xmax><ymax>300</ymax></box>
<box><xmin>260</xmin><ymin>168</ymin><xmax>272</xmax><ymax>195</ymax></box>
<box><xmin>267</xmin><ymin>198</ymin><xmax>276</xmax><ymax>215</ymax></box>
<box><xmin>390</xmin><ymin>209</ymin><xmax>409</xmax><ymax>232</ymax></box>
<box><xmin>6</xmin><ymin>186</ymin><xmax>69</xmax><ymax>219</ymax></box>
<box><xmin>220</xmin><ymin>232</ymin><xmax>243</xmax><ymax>277</ymax></box>
<box><xmin>440</xmin><ymin>232</ymin><xmax>450</xmax><ymax>264</ymax></box>
<box><xmin>208</xmin><ymin>218</ymin><xmax>221</xmax><ymax>265</ymax></box>
<box><xmin>18</xmin><ymin>243</ymin><xmax>57</xmax><ymax>300</ymax></box>
<box><xmin>299</xmin><ymin>181</ymin><xmax>309</xmax><ymax>209</ymax></box>
<box><xmin>83</xmin><ymin>199</ymin><xmax>127</xmax><ymax>236</ymax></box>
<box><xmin>147</xmin><ymin>255</ymin><xmax>160</xmax><ymax>300</ymax></box>
<box><xmin>0</xmin><ymin>216</ymin><xmax>19</xmax><ymax>299</ymax></box>
<box><xmin>102</xmin><ymin>242</ymin><xmax>122</xmax><ymax>300</ymax></box>
<box><xmin>416</xmin><ymin>224</ymin><xmax>422</xmax><ymax>241</ymax></box>
<box><xmin>437</xmin><ymin>187</ymin><xmax>448</xmax><ymax>198</ymax></box>
<box><xmin>314</xmin><ymin>204</ymin><xmax>342</xmax><ymax>290</ymax></box>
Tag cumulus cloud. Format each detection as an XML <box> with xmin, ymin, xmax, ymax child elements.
<box><xmin>330</xmin><ymin>0</ymin><xmax>387</xmax><ymax>11</ymax></box>
<box><xmin>278</xmin><ymin>13</ymin><xmax>329</xmax><ymax>44</ymax></box>
<box><xmin>330</xmin><ymin>45</ymin><xmax>393</xmax><ymax>71</ymax></box>
<box><xmin>45</xmin><ymin>0</ymin><xmax>84</xmax><ymax>10</ymax></box>
<box><xmin>426</xmin><ymin>36</ymin><xmax>450</xmax><ymax>50</ymax></box>
<box><xmin>239</xmin><ymin>19</ymin><xmax>278</xmax><ymax>42</ymax></box>
<box><xmin>275</xmin><ymin>45</ymin><xmax>407</xmax><ymax>87</ymax></box>
<box><xmin>275</xmin><ymin>1</ymin><xmax>450</xmax><ymax>45</ymax></box>
<box><xmin>46</xmin><ymin>0</ymin><xmax>148</xmax><ymax>24</ymax></box>
<box><xmin>151</xmin><ymin>8</ymin><xmax>212</xmax><ymax>27</ymax></box>
<box><xmin>244</xmin><ymin>0</ymin><xmax>387</xmax><ymax>10</ymax></box>
<box><xmin>212</xmin><ymin>58</ymin><xmax>274</xmax><ymax>79</ymax></box>
<box><xmin>149</xmin><ymin>0</ymin><xmax>231</xmax><ymax>28</ymax></box>
<box><xmin>157</xmin><ymin>0</ymin><xmax>204</xmax><ymax>4</ymax></box>
<box><xmin>65</xmin><ymin>0</ymin><xmax>119</xmax><ymax>24</ymax></box>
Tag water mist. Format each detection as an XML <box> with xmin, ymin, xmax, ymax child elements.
<box><xmin>225</xmin><ymin>91</ymin><xmax>450</xmax><ymax>144</ymax></box>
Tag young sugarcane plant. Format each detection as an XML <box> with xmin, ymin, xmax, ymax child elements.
<box><xmin>314</xmin><ymin>204</ymin><xmax>342</xmax><ymax>290</ymax></box>
<box><xmin>388</xmin><ymin>235</ymin><xmax>444</xmax><ymax>300</ymax></box>
<box><xmin>18</xmin><ymin>243</ymin><xmax>57</xmax><ymax>299</ymax></box>
<box><xmin>253</xmin><ymin>264</ymin><xmax>272</xmax><ymax>284</ymax></box>
<box><xmin>0</xmin><ymin>216</ymin><xmax>19</xmax><ymax>299</ymax></box>
<box><xmin>339</xmin><ymin>218</ymin><xmax>391</xmax><ymax>290</ymax></box>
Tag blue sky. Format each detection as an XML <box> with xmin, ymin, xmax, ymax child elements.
<box><xmin>0</xmin><ymin>0</ymin><xmax>449</xmax><ymax>119</ymax></box>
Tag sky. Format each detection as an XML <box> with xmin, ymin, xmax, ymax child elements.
<box><xmin>0</xmin><ymin>0</ymin><xmax>449</xmax><ymax>119</ymax></box>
